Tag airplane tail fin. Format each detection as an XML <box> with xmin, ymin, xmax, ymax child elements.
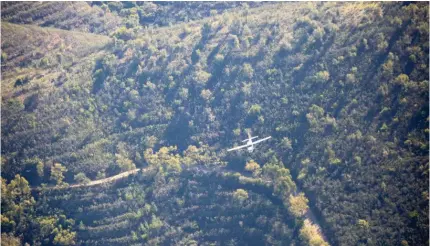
<box><xmin>242</xmin><ymin>136</ymin><xmax>258</xmax><ymax>142</ymax></box>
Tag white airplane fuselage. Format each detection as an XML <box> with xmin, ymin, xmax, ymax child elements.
<box><xmin>247</xmin><ymin>140</ymin><xmax>254</xmax><ymax>152</ymax></box>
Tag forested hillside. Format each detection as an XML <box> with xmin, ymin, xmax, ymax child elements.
<box><xmin>1</xmin><ymin>2</ymin><xmax>428</xmax><ymax>246</ymax></box>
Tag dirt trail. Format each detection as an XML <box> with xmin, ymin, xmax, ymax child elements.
<box><xmin>33</xmin><ymin>165</ymin><xmax>328</xmax><ymax>242</ymax></box>
<box><xmin>69</xmin><ymin>169</ymin><xmax>141</xmax><ymax>188</ymax></box>
<box><xmin>33</xmin><ymin>169</ymin><xmax>142</xmax><ymax>191</ymax></box>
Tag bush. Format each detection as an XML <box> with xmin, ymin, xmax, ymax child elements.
<box><xmin>193</xmin><ymin>69</ymin><xmax>211</xmax><ymax>85</ymax></box>
<box><xmin>113</xmin><ymin>26</ymin><xmax>134</xmax><ymax>40</ymax></box>
<box><xmin>288</xmin><ymin>193</ymin><xmax>309</xmax><ymax>217</ymax></box>
<box><xmin>248</xmin><ymin>104</ymin><xmax>262</xmax><ymax>115</ymax></box>
<box><xmin>1</xmin><ymin>52</ymin><xmax>8</xmax><ymax>62</ymax></box>
<box><xmin>233</xmin><ymin>189</ymin><xmax>249</xmax><ymax>203</ymax></box>
<box><xmin>74</xmin><ymin>173</ymin><xmax>90</xmax><ymax>184</ymax></box>
<box><xmin>313</xmin><ymin>71</ymin><xmax>330</xmax><ymax>83</ymax></box>
<box><xmin>14</xmin><ymin>76</ymin><xmax>30</xmax><ymax>87</ymax></box>
<box><xmin>242</xmin><ymin>63</ymin><xmax>254</xmax><ymax>79</ymax></box>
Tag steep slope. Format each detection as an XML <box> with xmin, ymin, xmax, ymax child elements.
<box><xmin>1</xmin><ymin>1</ymin><xmax>265</xmax><ymax>35</ymax></box>
<box><xmin>1</xmin><ymin>22</ymin><xmax>111</xmax><ymax>95</ymax></box>
<box><xmin>1</xmin><ymin>2</ymin><xmax>122</xmax><ymax>34</ymax></box>
<box><xmin>1</xmin><ymin>2</ymin><xmax>428</xmax><ymax>246</ymax></box>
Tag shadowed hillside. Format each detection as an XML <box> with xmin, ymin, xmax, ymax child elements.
<box><xmin>1</xmin><ymin>2</ymin><xmax>428</xmax><ymax>246</ymax></box>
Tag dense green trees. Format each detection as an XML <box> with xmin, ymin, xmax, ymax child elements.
<box><xmin>1</xmin><ymin>2</ymin><xmax>428</xmax><ymax>246</ymax></box>
<box><xmin>1</xmin><ymin>175</ymin><xmax>35</xmax><ymax>236</ymax></box>
<box><xmin>143</xmin><ymin>145</ymin><xmax>221</xmax><ymax>173</ymax></box>
<box><xmin>1</xmin><ymin>176</ymin><xmax>76</xmax><ymax>245</ymax></box>
<box><xmin>36</xmin><ymin>166</ymin><xmax>299</xmax><ymax>245</ymax></box>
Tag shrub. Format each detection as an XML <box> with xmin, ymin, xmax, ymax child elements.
<box><xmin>248</xmin><ymin>104</ymin><xmax>262</xmax><ymax>115</ymax></box>
<box><xmin>74</xmin><ymin>173</ymin><xmax>90</xmax><ymax>184</ymax></box>
<box><xmin>233</xmin><ymin>189</ymin><xmax>249</xmax><ymax>203</ymax></box>
<box><xmin>14</xmin><ymin>76</ymin><xmax>30</xmax><ymax>87</ymax></box>
<box><xmin>242</xmin><ymin>63</ymin><xmax>254</xmax><ymax>79</ymax></box>
<box><xmin>288</xmin><ymin>193</ymin><xmax>309</xmax><ymax>217</ymax></box>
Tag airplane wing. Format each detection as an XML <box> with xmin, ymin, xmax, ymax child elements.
<box><xmin>227</xmin><ymin>143</ymin><xmax>251</xmax><ymax>152</ymax></box>
<box><xmin>252</xmin><ymin>136</ymin><xmax>272</xmax><ymax>145</ymax></box>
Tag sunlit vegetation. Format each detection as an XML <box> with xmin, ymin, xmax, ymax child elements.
<box><xmin>1</xmin><ymin>175</ymin><xmax>76</xmax><ymax>245</ymax></box>
<box><xmin>36</xmin><ymin>167</ymin><xmax>301</xmax><ymax>245</ymax></box>
<box><xmin>300</xmin><ymin>219</ymin><xmax>329</xmax><ymax>246</ymax></box>
<box><xmin>1</xmin><ymin>2</ymin><xmax>428</xmax><ymax>245</ymax></box>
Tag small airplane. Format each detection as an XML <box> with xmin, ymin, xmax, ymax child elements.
<box><xmin>227</xmin><ymin>131</ymin><xmax>271</xmax><ymax>153</ymax></box>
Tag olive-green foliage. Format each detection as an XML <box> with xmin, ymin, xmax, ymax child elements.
<box><xmin>144</xmin><ymin>145</ymin><xmax>220</xmax><ymax>173</ymax></box>
<box><xmin>1</xmin><ymin>176</ymin><xmax>76</xmax><ymax>245</ymax></box>
<box><xmin>1</xmin><ymin>51</ymin><xmax>8</xmax><ymax>62</ymax></box>
<box><xmin>312</xmin><ymin>71</ymin><xmax>330</xmax><ymax>83</ymax></box>
<box><xmin>74</xmin><ymin>172</ymin><xmax>91</xmax><ymax>184</ymax></box>
<box><xmin>288</xmin><ymin>193</ymin><xmax>309</xmax><ymax>217</ymax></box>
<box><xmin>262</xmin><ymin>157</ymin><xmax>296</xmax><ymax>198</ymax></box>
<box><xmin>53</xmin><ymin>228</ymin><xmax>76</xmax><ymax>246</ymax></box>
<box><xmin>299</xmin><ymin>219</ymin><xmax>329</xmax><ymax>246</ymax></box>
<box><xmin>38</xmin><ymin>167</ymin><xmax>296</xmax><ymax>245</ymax></box>
<box><xmin>193</xmin><ymin>69</ymin><xmax>211</xmax><ymax>85</ymax></box>
<box><xmin>0</xmin><ymin>233</ymin><xmax>21</xmax><ymax>246</ymax></box>
<box><xmin>144</xmin><ymin>146</ymin><xmax>182</xmax><ymax>172</ymax></box>
<box><xmin>279</xmin><ymin>137</ymin><xmax>293</xmax><ymax>150</ymax></box>
<box><xmin>1</xmin><ymin>2</ymin><xmax>428</xmax><ymax>246</ymax></box>
<box><xmin>115</xmin><ymin>142</ymin><xmax>136</xmax><ymax>172</ymax></box>
<box><xmin>242</xmin><ymin>63</ymin><xmax>254</xmax><ymax>79</ymax></box>
<box><xmin>248</xmin><ymin>104</ymin><xmax>262</xmax><ymax>115</ymax></box>
<box><xmin>50</xmin><ymin>163</ymin><xmax>67</xmax><ymax>185</ymax></box>
<box><xmin>233</xmin><ymin>188</ymin><xmax>249</xmax><ymax>203</ymax></box>
<box><xmin>244</xmin><ymin>159</ymin><xmax>261</xmax><ymax>176</ymax></box>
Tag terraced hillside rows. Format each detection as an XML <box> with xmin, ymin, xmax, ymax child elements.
<box><xmin>1</xmin><ymin>2</ymin><xmax>428</xmax><ymax>246</ymax></box>
<box><xmin>1</xmin><ymin>2</ymin><xmax>122</xmax><ymax>34</ymax></box>
<box><xmin>1</xmin><ymin>1</ymin><xmax>266</xmax><ymax>34</ymax></box>
<box><xmin>38</xmin><ymin>167</ymin><xmax>301</xmax><ymax>246</ymax></box>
